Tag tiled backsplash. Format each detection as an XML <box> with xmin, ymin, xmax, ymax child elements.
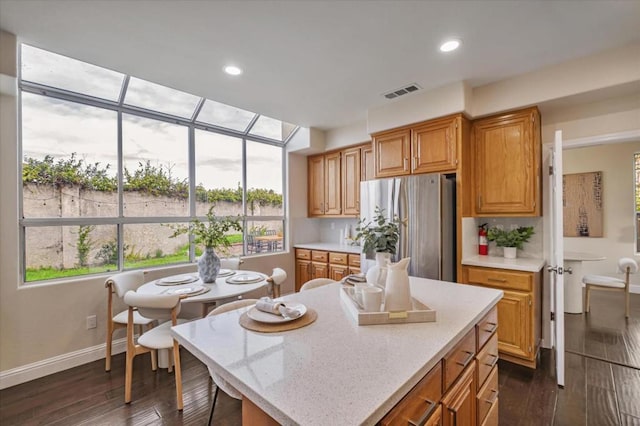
<box><xmin>462</xmin><ymin>217</ymin><xmax>544</xmax><ymax>258</ymax></box>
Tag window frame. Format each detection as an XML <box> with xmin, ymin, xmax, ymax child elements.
<box><xmin>635</xmin><ymin>152</ymin><xmax>640</xmax><ymax>254</ymax></box>
<box><xmin>18</xmin><ymin>45</ymin><xmax>295</xmax><ymax>284</ymax></box>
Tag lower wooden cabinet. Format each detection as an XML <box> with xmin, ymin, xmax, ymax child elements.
<box><xmin>295</xmin><ymin>248</ymin><xmax>359</xmax><ymax>291</ymax></box>
<box><xmin>329</xmin><ymin>264</ymin><xmax>348</xmax><ymax>281</ymax></box>
<box><xmin>496</xmin><ymin>290</ymin><xmax>531</xmax><ymax>359</ymax></box>
<box><xmin>442</xmin><ymin>363</ymin><xmax>476</xmax><ymax>426</ymax></box>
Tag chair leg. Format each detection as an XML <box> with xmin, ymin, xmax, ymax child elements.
<box><xmin>173</xmin><ymin>342</ymin><xmax>183</xmax><ymax>411</ymax></box>
<box><xmin>208</xmin><ymin>385</ymin><xmax>219</xmax><ymax>425</ymax></box>
<box><xmin>151</xmin><ymin>349</ymin><xmax>158</xmax><ymax>371</ymax></box>
<box><xmin>585</xmin><ymin>285</ymin><xmax>591</xmax><ymax>313</ymax></box>
<box><xmin>125</xmin><ymin>350</ymin><xmax>135</xmax><ymax>403</ymax></box>
<box><xmin>625</xmin><ymin>291</ymin><xmax>630</xmax><ymax>318</ymax></box>
<box><xmin>105</xmin><ymin>321</ymin><xmax>114</xmax><ymax>372</ymax></box>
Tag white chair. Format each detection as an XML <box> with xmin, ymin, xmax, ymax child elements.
<box><xmin>201</xmin><ymin>257</ymin><xmax>244</xmax><ymax>317</ymax></box>
<box><xmin>206</xmin><ymin>299</ymin><xmax>258</xmax><ymax>425</ymax></box>
<box><xmin>583</xmin><ymin>257</ymin><xmax>638</xmax><ymax>318</ymax></box>
<box><xmin>122</xmin><ymin>290</ymin><xmax>187</xmax><ymax>410</ymax></box>
<box><xmin>266</xmin><ymin>267</ymin><xmax>287</xmax><ymax>298</ymax></box>
<box><xmin>300</xmin><ymin>278</ymin><xmax>336</xmax><ymax>292</ymax></box>
<box><xmin>104</xmin><ymin>270</ymin><xmax>155</xmax><ymax>372</ymax></box>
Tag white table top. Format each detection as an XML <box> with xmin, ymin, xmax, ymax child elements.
<box><xmin>563</xmin><ymin>251</ymin><xmax>606</xmax><ymax>262</ymax></box>
<box><xmin>138</xmin><ymin>271</ymin><xmax>268</xmax><ymax>304</ymax></box>
<box><xmin>462</xmin><ymin>255</ymin><xmax>546</xmax><ymax>272</ymax></box>
<box><xmin>171</xmin><ymin>279</ymin><xmax>502</xmax><ymax>425</ymax></box>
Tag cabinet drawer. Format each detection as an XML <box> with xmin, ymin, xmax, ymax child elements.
<box><xmin>476</xmin><ymin>333</ymin><xmax>499</xmax><ymax>390</ymax></box>
<box><xmin>311</xmin><ymin>250</ymin><xmax>329</xmax><ymax>262</ymax></box>
<box><xmin>348</xmin><ymin>254</ymin><xmax>361</xmax><ymax>267</ymax></box>
<box><xmin>380</xmin><ymin>361</ymin><xmax>443</xmax><ymax>426</ymax></box>
<box><xmin>444</xmin><ymin>329</ymin><xmax>476</xmax><ymax>391</ymax></box>
<box><xmin>329</xmin><ymin>252</ymin><xmax>348</xmax><ymax>265</ymax></box>
<box><xmin>476</xmin><ymin>306</ymin><xmax>498</xmax><ymax>352</ymax></box>
<box><xmin>466</xmin><ymin>267</ymin><xmax>532</xmax><ymax>292</ymax></box>
<box><xmin>295</xmin><ymin>249</ymin><xmax>311</xmax><ymax>260</ymax></box>
<box><xmin>481</xmin><ymin>398</ymin><xmax>498</xmax><ymax>426</ymax></box>
<box><xmin>477</xmin><ymin>366</ymin><xmax>499</xmax><ymax>425</ymax></box>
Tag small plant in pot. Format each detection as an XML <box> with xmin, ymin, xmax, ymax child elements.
<box><xmin>486</xmin><ymin>226</ymin><xmax>535</xmax><ymax>259</ymax></box>
<box><xmin>354</xmin><ymin>206</ymin><xmax>405</xmax><ymax>286</ymax></box>
<box><xmin>170</xmin><ymin>206</ymin><xmax>242</xmax><ymax>283</ymax></box>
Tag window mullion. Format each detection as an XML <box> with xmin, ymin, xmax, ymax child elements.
<box><xmin>188</xmin><ymin>125</ymin><xmax>196</xmax><ymax>262</ymax></box>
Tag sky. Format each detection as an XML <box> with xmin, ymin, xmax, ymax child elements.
<box><xmin>20</xmin><ymin>44</ymin><xmax>286</xmax><ymax>193</ymax></box>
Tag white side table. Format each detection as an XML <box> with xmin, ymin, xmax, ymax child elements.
<box><xmin>564</xmin><ymin>251</ymin><xmax>606</xmax><ymax>314</ymax></box>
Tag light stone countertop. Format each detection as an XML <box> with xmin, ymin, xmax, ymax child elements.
<box><xmin>462</xmin><ymin>255</ymin><xmax>546</xmax><ymax>272</ymax></box>
<box><xmin>172</xmin><ymin>279</ymin><xmax>502</xmax><ymax>425</ymax></box>
<box><xmin>294</xmin><ymin>242</ymin><xmax>362</xmax><ymax>254</ymax></box>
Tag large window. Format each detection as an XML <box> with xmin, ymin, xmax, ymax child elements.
<box><xmin>19</xmin><ymin>45</ymin><xmax>296</xmax><ymax>283</ymax></box>
<box><xmin>635</xmin><ymin>153</ymin><xmax>640</xmax><ymax>253</ymax></box>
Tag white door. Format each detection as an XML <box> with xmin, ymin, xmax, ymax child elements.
<box><xmin>549</xmin><ymin>130</ymin><xmax>565</xmax><ymax>387</ymax></box>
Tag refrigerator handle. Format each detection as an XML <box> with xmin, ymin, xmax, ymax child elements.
<box><xmin>398</xmin><ymin>179</ymin><xmax>409</xmax><ymax>261</ymax></box>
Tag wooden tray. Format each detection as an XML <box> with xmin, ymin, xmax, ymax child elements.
<box><xmin>340</xmin><ymin>287</ymin><xmax>436</xmax><ymax>326</ymax></box>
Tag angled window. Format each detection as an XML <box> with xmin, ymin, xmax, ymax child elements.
<box><xmin>124</xmin><ymin>77</ymin><xmax>201</xmax><ymax>118</ymax></box>
<box><xmin>196</xmin><ymin>99</ymin><xmax>256</xmax><ymax>132</ymax></box>
<box><xmin>248</xmin><ymin>115</ymin><xmax>289</xmax><ymax>141</ymax></box>
<box><xmin>21</xmin><ymin>44</ymin><xmax>125</xmax><ymax>102</ymax></box>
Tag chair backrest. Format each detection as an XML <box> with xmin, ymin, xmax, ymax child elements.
<box><xmin>220</xmin><ymin>257</ymin><xmax>242</xmax><ymax>270</ymax></box>
<box><xmin>618</xmin><ymin>258</ymin><xmax>639</xmax><ymax>275</ymax></box>
<box><xmin>269</xmin><ymin>268</ymin><xmax>287</xmax><ymax>285</ymax></box>
<box><xmin>123</xmin><ymin>291</ymin><xmax>181</xmax><ymax>320</ymax></box>
<box><xmin>106</xmin><ymin>270</ymin><xmax>146</xmax><ymax>298</ymax></box>
<box><xmin>208</xmin><ymin>299</ymin><xmax>258</xmax><ymax>316</ymax></box>
<box><xmin>300</xmin><ymin>278</ymin><xmax>336</xmax><ymax>291</ymax></box>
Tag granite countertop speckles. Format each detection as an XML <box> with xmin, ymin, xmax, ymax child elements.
<box><xmin>172</xmin><ymin>278</ymin><xmax>502</xmax><ymax>425</ymax></box>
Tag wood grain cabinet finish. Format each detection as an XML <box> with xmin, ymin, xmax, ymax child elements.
<box><xmin>444</xmin><ymin>329</ymin><xmax>476</xmax><ymax>390</ymax></box>
<box><xmin>324</xmin><ymin>152</ymin><xmax>342</xmax><ymax>215</ymax></box>
<box><xmin>442</xmin><ymin>363</ymin><xmax>476</xmax><ymax>426</ymax></box>
<box><xmin>471</xmin><ymin>107</ymin><xmax>541</xmax><ymax>216</ymax></box>
<box><xmin>307</xmin><ymin>156</ymin><xmax>325</xmax><ymax>216</ymax></box>
<box><xmin>372</xmin><ymin>115</ymin><xmax>465</xmax><ymax>179</ymax></box>
<box><xmin>342</xmin><ymin>147</ymin><xmax>361</xmax><ymax>215</ymax></box>
<box><xmin>296</xmin><ymin>249</ymin><xmax>358</xmax><ymax>291</ymax></box>
<box><xmin>476</xmin><ymin>333</ymin><xmax>499</xmax><ymax>391</ymax></box>
<box><xmin>295</xmin><ymin>259</ymin><xmax>311</xmax><ymax>292</ymax></box>
<box><xmin>329</xmin><ymin>264</ymin><xmax>349</xmax><ymax>281</ymax></box>
<box><xmin>476</xmin><ymin>365</ymin><xmax>499</xmax><ymax>425</ymax></box>
<box><xmin>361</xmin><ymin>145</ymin><xmax>375</xmax><ymax>181</ymax></box>
<box><xmin>462</xmin><ymin>266</ymin><xmax>540</xmax><ymax>369</ymax></box>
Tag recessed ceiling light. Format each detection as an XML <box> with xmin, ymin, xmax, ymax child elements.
<box><xmin>439</xmin><ymin>39</ymin><xmax>461</xmax><ymax>53</ymax></box>
<box><xmin>224</xmin><ymin>65</ymin><xmax>243</xmax><ymax>76</ymax></box>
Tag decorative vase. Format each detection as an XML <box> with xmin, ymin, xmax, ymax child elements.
<box><xmin>384</xmin><ymin>257</ymin><xmax>412</xmax><ymax>312</ymax></box>
<box><xmin>366</xmin><ymin>252</ymin><xmax>391</xmax><ymax>289</ymax></box>
<box><xmin>503</xmin><ymin>247</ymin><xmax>517</xmax><ymax>259</ymax></box>
<box><xmin>198</xmin><ymin>247</ymin><xmax>220</xmax><ymax>283</ymax></box>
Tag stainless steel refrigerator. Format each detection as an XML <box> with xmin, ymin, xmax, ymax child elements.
<box><xmin>360</xmin><ymin>174</ymin><xmax>456</xmax><ymax>281</ymax></box>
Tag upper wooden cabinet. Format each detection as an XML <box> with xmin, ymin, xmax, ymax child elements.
<box><xmin>308</xmin><ymin>143</ymin><xmax>370</xmax><ymax>217</ymax></box>
<box><xmin>372</xmin><ymin>114</ymin><xmax>465</xmax><ymax>178</ymax></box>
<box><xmin>471</xmin><ymin>107</ymin><xmax>541</xmax><ymax>216</ymax></box>
<box><xmin>361</xmin><ymin>145</ymin><xmax>375</xmax><ymax>181</ymax></box>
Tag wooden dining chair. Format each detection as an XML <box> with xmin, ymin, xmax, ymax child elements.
<box><xmin>583</xmin><ymin>257</ymin><xmax>638</xmax><ymax>318</ymax></box>
<box><xmin>206</xmin><ymin>298</ymin><xmax>258</xmax><ymax>425</ymax></box>
<box><xmin>122</xmin><ymin>290</ymin><xmax>187</xmax><ymax>410</ymax></box>
<box><xmin>200</xmin><ymin>257</ymin><xmax>245</xmax><ymax>317</ymax></box>
<box><xmin>266</xmin><ymin>268</ymin><xmax>287</xmax><ymax>298</ymax></box>
<box><xmin>104</xmin><ymin>270</ymin><xmax>155</xmax><ymax>372</ymax></box>
<box><xmin>300</xmin><ymin>278</ymin><xmax>337</xmax><ymax>292</ymax></box>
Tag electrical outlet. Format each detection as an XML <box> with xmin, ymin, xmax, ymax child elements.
<box><xmin>86</xmin><ymin>315</ymin><xmax>97</xmax><ymax>329</ymax></box>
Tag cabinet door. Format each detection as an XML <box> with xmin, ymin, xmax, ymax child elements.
<box><xmin>442</xmin><ymin>364</ymin><xmax>476</xmax><ymax>426</ymax></box>
<box><xmin>497</xmin><ymin>290</ymin><xmax>531</xmax><ymax>359</ymax></box>
<box><xmin>311</xmin><ymin>262</ymin><xmax>329</xmax><ymax>279</ymax></box>
<box><xmin>324</xmin><ymin>152</ymin><xmax>342</xmax><ymax>215</ymax></box>
<box><xmin>295</xmin><ymin>259</ymin><xmax>311</xmax><ymax>292</ymax></box>
<box><xmin>472</xmin><ymin>108</ymin><xmax>540</xmax><ymax>216</ymax></box>
<box><xmin>412</xmin><ymin>116</ymin><xmax>458</xmax><ymax>174</ymax></box>
<box><xmin>361</xmin><ymin>145</ymin><xmax>375</xmax><ymax>181</ymax></box>
<box><xmin>329</xmin><ymin>264</ymin><xmax>349</xmax><ymax>281</ymax></box>
<box><xmin>342</xmin><ymin>147</ymin><xmax>361</xmax><ymax>216</ymax></box>
<box><xmin>308</xmin><ymin>155</ymin><xmax>325</xmax><ymax>216</ymax></box>
<box><xmin>373</xmin><ymin>129</ymin><xmax>411</xmax><ymax>178</ymax></box>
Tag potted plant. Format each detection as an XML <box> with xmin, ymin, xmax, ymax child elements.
<box><xmin>171</xmin><ymin>206</ymin><xmax>242</xmax><ymax>282</ymax></box>
<box><xmin>487</xmin><ymin>226</ymin><xmax>535</xmax><ymax>259</ymax></box>
<box><xmin>354</xmin><ymin>206</ymin><xmax>405</xmax><ymax>286</ymax></box>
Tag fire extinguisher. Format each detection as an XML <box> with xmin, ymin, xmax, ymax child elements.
<box><xmin>478</xmin><ymin>223</ymin><xmax>489</xmax><ymax>255</ymax></box>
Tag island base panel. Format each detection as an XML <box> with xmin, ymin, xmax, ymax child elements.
<box><xmin>242</xmin><ymin>398</ymin><xmax>279</xmax><ymax>426</ymax></box>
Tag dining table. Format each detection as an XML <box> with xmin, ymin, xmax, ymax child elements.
<box><xmin>564</xmin><ymin>251</ymin><xmax>606</xmax><ymax>313</ymax></box>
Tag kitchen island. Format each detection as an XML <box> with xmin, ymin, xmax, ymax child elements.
<box><xmin>171</xmin><ymin>278</ymin><xmax>502</xmax><ymax>425</ymax></box>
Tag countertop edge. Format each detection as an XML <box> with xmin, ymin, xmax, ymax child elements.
<box><xmin>462</xmin><ymin>255</ymin><xmax>546</xmax><ymax>272</ymax></box>
<box><xmin>294</xmin><ymin>242</ymin><xmax>362</xmax><ymax>254</ymax></box>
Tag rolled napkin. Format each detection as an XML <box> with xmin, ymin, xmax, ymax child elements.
<box><xmin>256</xmin><ymin>297</ymin><xmax>302</xmax><ymax>318</ymax></box>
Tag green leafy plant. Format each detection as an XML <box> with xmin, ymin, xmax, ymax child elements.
<box><xmin>74</xmin><ymin>225</ymin><xmax>95</xmax><ymax>267</ymax></box>
<box><xmin>354</xmin><ymin>206</ymin><xmax>405</xmax><ymax>254</ymax></box>
<box><xmin>487</xmin><ymin>226</ymin><xmax>535</xmax><ymax>249</ymax></box>
<box><xmin>170</xmin><ymin>206</ymin><xmax>243</xmax><ymax>255</ymax></box>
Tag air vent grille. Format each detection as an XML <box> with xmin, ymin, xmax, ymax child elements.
<box><xmin>383</xmin><ymin>83</ymin><xmax>421</xmax><ymax>99</ymax></box>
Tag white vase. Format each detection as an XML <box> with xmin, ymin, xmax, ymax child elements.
<box><xmin>503</xmin><ymin>247</ymin><xmax>517</xmax><ymax>259</ymax></box>
<box><xmin>198</xmin><ymin>247</ymin><xmax>220</xmax><ymax>283</ymax></box>
<box><xmin>365</xmin><ymin>252</ymin><xmax>391</xmax><ymax>289</ymax></box>
<box><xmin>384</xmin><ymin>257</ymin><xmax>412</xmax><ymax>312</ymax></box>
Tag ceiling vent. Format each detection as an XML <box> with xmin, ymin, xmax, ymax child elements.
<box><xmin>383</xmin><ymin>83</ymin><xmax>421</xmax><ymax>100</ymax></box>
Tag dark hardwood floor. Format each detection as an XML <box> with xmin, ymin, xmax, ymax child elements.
<box><xmin>1</xmin><ymin>292</ymin><xmax>639</xmax><ymax>425</ymax></box>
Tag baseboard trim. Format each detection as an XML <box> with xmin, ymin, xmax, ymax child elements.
<box><xmin>0</xmin><ymin>338</ymin><xmax>126</xmax><ymax>390</ymax></box>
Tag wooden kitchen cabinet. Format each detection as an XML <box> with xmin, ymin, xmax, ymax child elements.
<box><xmin>324</xmin><ymin>152</ymin><xmax>342</xmax><ymax>215</ymax></box>
<box><xmin>361</xmin><ymin>144</ymin><xmax>375</xmax><ymax>181</ymax></box>
<box><xmin>471</xmin><ymin>107</ymin><xmax>541</xmax><ymax>216</ymax></box>
<box><xmin>461</xmin><ymin>266</ymin><xmax>540</xmax><ymax>369</ymax></box>
<box><xmin>307</xmin><ymin>156</ymin><xmax>325</xmax><ymax>216</ymax></box>
<box><xmin>442</xmin><ymin>362</ymin><xmax>476</xmax><ymax>426</ymax></box>
<box><xmin>307</xmin><ymin>152</ymin><xmax>341</xmax><ymax>216</ymax></box>
<box><xmin>296</xmin><ymin>248</ymin><xmax>358</xmax><ymax>291</ymax></box>
<box><xmin>342</xmin><ymin>147</ymin><xmax>361</xmax><ymax>216</ymax></box>
<box><xmin>372</xmin><ymin>114</ymin><xmax>466</xmax><ymax>179</ymax></box>
<box><xmin>295</xmin><ymin>259</ymin><xmax>311</xmax><ymax>292</ymax></box>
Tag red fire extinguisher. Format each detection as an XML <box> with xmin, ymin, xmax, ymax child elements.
<box><xmin>478</xmin><ymin>224</ymin><xmax>489</xmax><ymax>255</ymax></box>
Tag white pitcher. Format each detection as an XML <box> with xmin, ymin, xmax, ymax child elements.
<box><xmin>384</xmin><ymin>257</ymin><xmax>412</xmax><ymax>312</ymax></box>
